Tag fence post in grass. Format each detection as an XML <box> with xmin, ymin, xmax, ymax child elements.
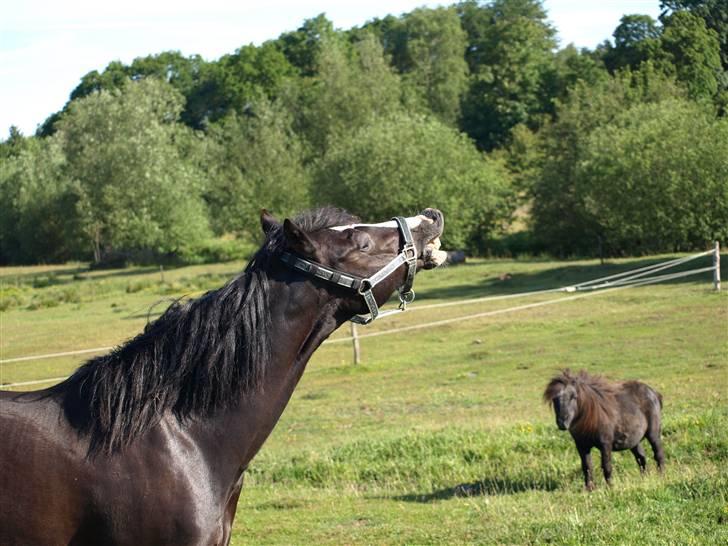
<box><xmin>350</xmin><ymin>322</ymin><xmax>361</xmax><ymax>365</ymax></box>
<box><xmin>714</xmin><ymin>241</ymin><xmax>721</xmax><ymax>292</ymax></box>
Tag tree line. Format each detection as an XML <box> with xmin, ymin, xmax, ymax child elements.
<box><xmin>1</xmin><ymin>0</ymin><xmax>726</xmax><ymax>265</ymax></box>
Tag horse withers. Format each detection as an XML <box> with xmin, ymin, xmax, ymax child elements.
<box><xmin>0</xmin><ymin>207</ymin><xmax>445</xmax><ymax>546</ymax></box>
<box><xmin>543</xmin><ymin>369</ymin><xmax>665</xmax><ymax>490</ymax></box>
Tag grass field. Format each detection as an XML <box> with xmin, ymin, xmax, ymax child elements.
<box><xmin>1</xmin><ymin>254</ymin><xmax>726</xmax><ymax>544</ymax></box>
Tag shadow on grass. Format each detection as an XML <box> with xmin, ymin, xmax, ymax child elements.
<box><xmin>392</xmin><ymin>476</ymin><xmax>562</xmax><ymax>503</ymax></box>
<box><xmin>417</xmin><ymin>254</ymin><xmax>723</xmax><ymax>303</ymax></box>
<box><xmin>2</xmin><ymin>265</ymin><xmax>164</xmax><ymax>288</ymax></box>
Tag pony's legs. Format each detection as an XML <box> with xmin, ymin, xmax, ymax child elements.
<box><xmin>599</xmin><ymin>444</ymin><xmax>613</xmax><ymax>485</ymax></box>
<box><xmin>646</xmin><ymin>430</ymin><xmax>665</xmax><ymax>473</ymax></box>
<box><xmin>577</xmin><ymin>445</ymin><xmax>595</xmax><ymax>491</ymax></box>
<box><xmin>631</xmin><ymin>443</ymin><xmax>647</xmax><ymax>473</ymax></box>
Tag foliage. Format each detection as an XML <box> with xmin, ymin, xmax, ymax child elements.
<box><xmin>459</xmin><ymin>0</ymin><xmax>557</xmax><ymax>150</ymax></box>
<box><xmin>532</xmin><ymin>73</ymin><xmax>727</xmax><ymax>256</ymax></box>
<box><xmin>292</xmin><ymin>33</ymin><xmax>403</xmax><ymax>154</ymax></box>
<box><xmin>0</xmin><ymin>137</ymin><xmax>84</xmax><ymax>263</ymax></box>
<box><xmin>600</xmin><ymin>14</ymin><xmax>663</xmax><ymax>72</ymax></box>
<box><xmin>204</xmin><ymin>100</ymin><xmax>310</xmax><ymax>238</ymax></box>
<box><xmin>538</xmin><ymin>44</ymin><xmax>609</xmax><ymax>115</ymax></box>
<box><xmin>2</xmin><ymin>0</ymin><xmax>726</xmax><ymax>264</ymax></box>
<box><xmin>56</xmin><ymin>78</ymin><xmax>210</xmax><ymax>262</ymax></box>
<box><xmin>313</xmin><ymin>114</ymin><xmax>514</xmax><ymax>251</ymax></box>
<box><xmin>660</xmin><ymin>10</ymin><xmax>723</xmax><ymax>100</ymax></box>
<box><xmin>278</xmin><ymin>14</ymin><xmax>338</xmax><ymax>77</ymax></box>
<box><xmin>185</xmin><ymin>42</ymin><xmax>295</xmax><ymax>128</ymax></box>
<box><xmin>396</xmin><ymin>7</ymin><xmax>469</xmax><ymax>126</ymax></box>
<box><xmin>576</xmin><ymin>99</ymin><xmax>728</xmax><ymax>253</ymax></box>
<box><xmin>661</xmin><ymin>0</ymin><xmax>728</xmax><ymax>69</ymax></box>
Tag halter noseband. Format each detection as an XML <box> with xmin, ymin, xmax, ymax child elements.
<box><xmin>279</xmin><ymin>217</ymin><xmax>417</xmax><ymax>325</ymax></box>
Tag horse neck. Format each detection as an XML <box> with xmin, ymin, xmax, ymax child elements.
<box><xmin>190</xmin><ymin>272</ymin><xmax>345</xmax><ymax>472</ymax></box>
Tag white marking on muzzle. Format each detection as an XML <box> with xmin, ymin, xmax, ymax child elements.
<box><xmin>329</xmin><ymin>215</ymin><xmax>430</xmax><ymax>232</ymax></box>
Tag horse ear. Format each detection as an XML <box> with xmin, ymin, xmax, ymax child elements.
<box><xmin>260</xmin><ymin>209</ymin><xmax>280</xmax><ymax>235</ymax></box>
<box><xmin>283</xmin><ymin>218</ymin><xmax>317</xmax><ymax>257</ymax></box>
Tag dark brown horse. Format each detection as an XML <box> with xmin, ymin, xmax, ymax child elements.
<box><xmin>0</xmin><ymin>207</ymin><xmax>445</xmax><ymax>545</ymax></box>
<box><xmin>544</xmin><ymin>369</ymin><xmax>664</xmax><ymax>490</ymax></box>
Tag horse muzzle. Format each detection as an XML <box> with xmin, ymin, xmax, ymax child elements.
<box><xmin>418</xmin><ymin>208</ymin><xmax>446</xmax><ymax>269</ymax></box>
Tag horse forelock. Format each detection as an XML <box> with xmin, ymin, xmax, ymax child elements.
<box><xmin>543</xmin><ymin>377</ymin><xmax>566</xmax><ymax>404</ymax></box>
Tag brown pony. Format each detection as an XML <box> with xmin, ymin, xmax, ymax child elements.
<box><xmin>544</xmin><ymin>369</ymin><xmax>664</xmax><ymax>490</ymax></box>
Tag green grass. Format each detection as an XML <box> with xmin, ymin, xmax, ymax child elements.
<box><xmin>1</xmin><ymin>254</ymin><xmax>726</xmax><ymax>544</ymax></box>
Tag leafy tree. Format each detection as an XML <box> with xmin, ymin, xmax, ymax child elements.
<box><xmin>660</xmin><ymin>10</ymin><xmax>722</xmax><ymax>100</ymax></box>
<box><xmin>313</xmin><ymin>114</ymin><xmax>513</xmax><ymax>251</ymax></box>
<box><xmin>0</xmin><ymin>137</ymin><xmax>84</xmax><ymax>263</ymax></box>
<box><xmin>292</xmin><ymin>33</ymin><xmax>403</xmax><ymax>153</ymax></box>
<box><xmin>395</xmin><ymin>7</ymin><xmax>469</xmax><ymax>125</ymax></box>
<box><xmin>539</xmin><ymin>44</ymin><xmax>609</xmax><ymax>115</ymax></box>
<box><xmin>278</xmin><ymin>14</ymin><xmax>338</xmax><ymax>77</ymax></box>
<box><xmin>56</xmin><ymin>79</ymin><xmax>210</xmax><ymax>262</ymax></box>
<box><xmin>661</xmin><ymin>0</ymin><xmax>727</xmax><ymax>69</ymax></box>
<box><xmin>0</xmin><ymin>126</ymin><xmax>28</xmax><ymax>160</ymax></box>
<box><xmin>600</xmin><ymin>14</ymin><xmax>662</xmax><ymax>72</ymax></box>
<box><xmin>530</xmin><ymin>67</ymin><xmax>686</xmax><ymax>256</ymax></box>
<box><xmin>576</xmin><ymin>99</ymin><xmax>728</xmax><ymax>252</ymax></box>
<box><xmin>204</xmin><ymin>100</ymin><xmax>310</xmax><ymax>239</ymax></box>
<box><xmin>184</xmin><ymin>42</ymin><xmax>295</xmax><ymax>128</ymax></box>
<box><xmin>459</xmin><ymin>0</ymin><xmax>557</xmax><ymax>149</ymax></box>
<box><xmin>40</xmin><ymin>52</ymin><xmax>209</xmax><ymax>135</ymax></box>
<box><xmin>69</xmin><ymin>61</ymin><xmax>130</xmax><ymax>102</ymax></box>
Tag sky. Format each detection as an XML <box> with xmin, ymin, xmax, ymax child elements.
<box><xmin>1</xmin><ymin>0</ymin><xmax>662</xmax><ymax>137</ymax></box>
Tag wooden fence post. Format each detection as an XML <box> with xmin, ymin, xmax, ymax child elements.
<box><xmin>350</xmin><ymin>322</ymin><xmax>361</xmax><ymax>365</ymax></box>
<box><xmin>714</xmin><ymin>241</ymin><xmax>721</xmax><ymax>292</ymax></box>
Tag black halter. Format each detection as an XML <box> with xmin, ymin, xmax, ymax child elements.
<box><xmin>279</xmin><ymin>217</ymin><xmax>417</xmax><ymax>325</ymax></box>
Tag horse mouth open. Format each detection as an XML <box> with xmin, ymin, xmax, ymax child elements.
<box><xmin>418</xmin><ymin>208</ymin><xmax>447</xmax><ymax>270</ymax></box>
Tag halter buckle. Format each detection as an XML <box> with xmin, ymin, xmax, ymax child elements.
<box><xmin>402</xmin><ymin>243</ymin><xmax>417</xmax><ymax>263</ymax></box>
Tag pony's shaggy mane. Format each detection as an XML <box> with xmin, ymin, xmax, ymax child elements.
<box><xmin>53</xmin><ymin>207</ymin><xmax>359</xmax><ymax>454</ymax></box>
<box><xmin>544</xmin><ymin>369</ymin><xmax>620</xmax><ymax>436</ymax></box>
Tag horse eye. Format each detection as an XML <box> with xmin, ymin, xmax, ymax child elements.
<box><xmin>360</xmin><ymin>241</ymin><xmax>372</xmax><ymax>252</ymax></box>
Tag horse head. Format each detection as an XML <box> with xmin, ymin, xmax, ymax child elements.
<box><xmin>544</xmin><ymin>370</ymin><xmax>579</xmax><ymax>431</ymax></box>
<box><xmin>261</xmin><ymin>207</ymin><xmax>446</xmax><ymax>322</ymax></box>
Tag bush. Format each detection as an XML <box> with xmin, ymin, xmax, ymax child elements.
<box><xmin>176</xmin><ymin>238</ymin><xmax>256</xmax><ymax>265</ymax></box>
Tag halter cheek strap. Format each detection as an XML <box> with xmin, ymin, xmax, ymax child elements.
<box><xmin>279</xmin><ymin>216</ymin><xmax>418</xmax><ymax>325</ymax></box>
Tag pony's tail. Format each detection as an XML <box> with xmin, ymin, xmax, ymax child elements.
<box><xmin>656</xmin><ymin>391</ymin><xmax>663</xmax><ymax>409</ymax></box>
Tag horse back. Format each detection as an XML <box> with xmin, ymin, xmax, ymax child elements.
<box><xmin>612</xmin><ymin>380</ymin><xmax>662</xmax><ymax>450</ymax></box>
<box><xmin>620</xmin><ymin>380</ymin><xmax>663</xmax><ymax>418</ymax></box>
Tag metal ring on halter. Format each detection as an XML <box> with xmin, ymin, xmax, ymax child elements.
<box><xmin>399</xmin><ymin>290</ymin><xmax>415</xmax><ymax>304</ymax></box>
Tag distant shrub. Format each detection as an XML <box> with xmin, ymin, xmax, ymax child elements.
<box><xmin>0</xmin><ymin>286</ymin><xmax>27</xmax><ymax>311</ymax></box>
<box><xmin>26</xmin><ymin>286</ymin><xmax>81</xmax><ymax>310</ymax></box>
<box><xmin>176</xmin><ymin>238</ymin><xmax>256</xmax><ymax>265</ymax></box>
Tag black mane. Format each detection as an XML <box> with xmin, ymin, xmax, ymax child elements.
<box><xmin>53</xmin><ymin>207</ymin><xmax>359</xmax><ymax>454</ymax></box>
